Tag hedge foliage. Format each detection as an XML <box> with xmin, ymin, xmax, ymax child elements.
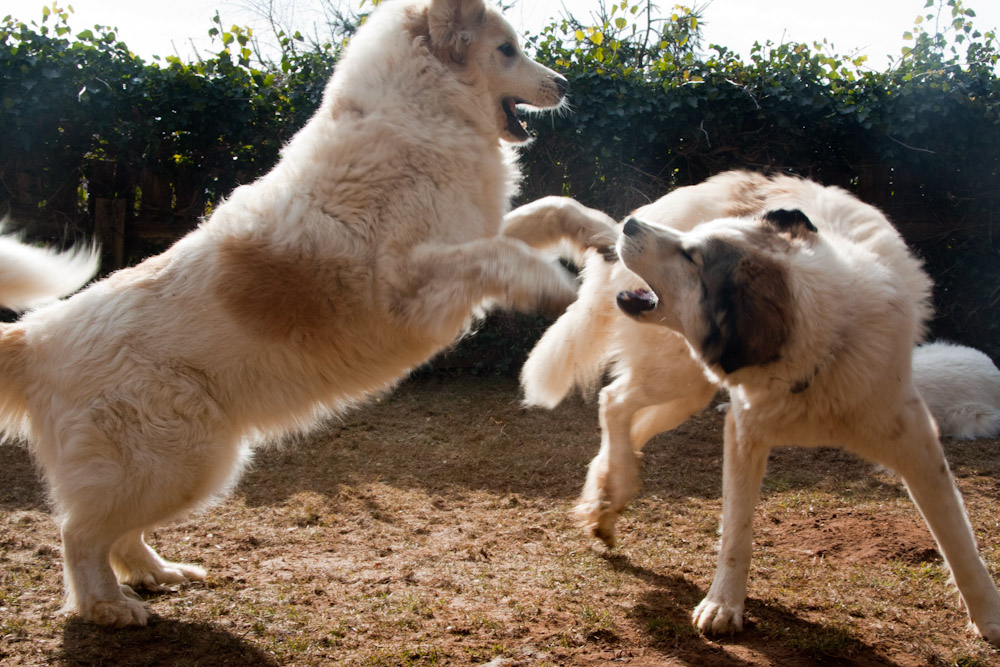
<box><xmin>1</xmin><ymin>5</ymin><xmax>335</xmax><ymax>215</ymax></box>
<box><xmin>2</xmin><ymin>1</ymin><xmax>999</xmax><ymax>370</ymax></box>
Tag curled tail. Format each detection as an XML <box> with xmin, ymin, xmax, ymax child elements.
<box><xmin>521</xmin><ymin>253</ymin><xmax>619</xmax><ymax>408</ymax></box>
<box><xmin>0</xmin><ymin>225</ymin><xmax>100</xmax><ymax>311</ymax></box>
<box><xmin>0</xmin><ymin>226</ymin><xmax>97</xmax><ymax>437</ymax></box>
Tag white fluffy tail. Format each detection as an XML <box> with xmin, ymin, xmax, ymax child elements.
<box><xmin>0</xmin><ymin>226</ymin><xmax>99</xmax><ymax>311</ymax></box>
<box><xmin>521</xmin><ymin>254</ymin><xmax>618</xmax><ymax>408</ymax></box>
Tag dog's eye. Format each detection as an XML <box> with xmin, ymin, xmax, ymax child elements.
<box><xmin>679</xmin><ymin>247</ymin><xmax>695</xmax><ymax>263</ymax></box>
<box><xmin>497</xmin><ymin>42</ymin><xmax>516</xmax><ymax>58</ymax></box>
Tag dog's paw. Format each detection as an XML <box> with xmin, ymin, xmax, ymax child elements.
<box><xmin>78</xmin><ymin>596</ymin><xmax>150</xmax><ymax>627</ymax></box>
<box><xmin>973</xmin><ymin>620</ymin><xmax>1000</xmax><ymax>645</ymax></box>
<box><xmin>692</xmin><ymin>597</ymin><xmax>744</xmax><ymax>635</ymax></box>
<box><xmin>570</xmin><ymin>499</ymin><xmax>618</xmax><ymax>547</ymax></box>
<box><xmin>115</xmin><ymin>550</ymin><xmax>207</xmax><ymax>591</ymax></box>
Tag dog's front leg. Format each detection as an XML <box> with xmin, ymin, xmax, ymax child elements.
<box><xmin>397</xmin><ymin>238</ymin><xmax>577</xmax><ymax>342</ymax></box>
<box><xmin>503</xmin><ymin>196</ymin><xmax>619</xmax><ymax>261</ymax></box>
<box><xmin>693</xmin><ymin>409</ymin><xmax>769</xmax><ymax>635</ymax></box>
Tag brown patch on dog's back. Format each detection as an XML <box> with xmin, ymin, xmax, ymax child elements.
<box><xmin>0</xmin><ymin>324</ymin><xmax>27</xmax><ymax>387</ymax></box>
<box><xmin>215</xmin><ymin>238</ymin><xmax>340</xmax><ymax>343</ymax></box>
<box><xmin>721</xmin><ymin>172</ymin><xmax>771</xmax><ymax>218</ymax></box>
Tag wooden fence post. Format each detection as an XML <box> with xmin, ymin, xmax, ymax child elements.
<box><xmin>87</xmin><ymin>159</ymin><xmax>131</xmax><ymax>272</ymax></box>
<box><xmin>92</xmin><ymin>197</ymin><xmax>126</xmax><ymax>272</ymax></box>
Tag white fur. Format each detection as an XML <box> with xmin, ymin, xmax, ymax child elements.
<box><xmin>514</xmin><ymin>171</ymin><xmax>1000</xmax><ymax>643</ymax></box>
<box><xmin>914</xmin><ymin>341</ymin><xmax>1000</xmax><ymax>440</ymax></box>
<box><xmin>0</xmin><ymin>0</ymin><xmax>590</xmax><ymax>627</ymax></box>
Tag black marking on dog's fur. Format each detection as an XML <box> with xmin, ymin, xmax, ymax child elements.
<box><xmin>790</xmin><ymin>378</ymin><xmax>810</xmax><ymax>394</ymax></box>
<box><xmin>698</xmin><ymin>238</ymin><xmax>792</xmax><ymax>375</ymax></box>
<box><xmin>762</xmin><ymin>209</ymin><xmax>817</xmax><ymax>238</ymax></box>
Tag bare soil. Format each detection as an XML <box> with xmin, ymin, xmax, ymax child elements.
<box><xmin>2</xmin><ymin>374</ymin><xmax>999</xmax><ymax>666</ymax></box>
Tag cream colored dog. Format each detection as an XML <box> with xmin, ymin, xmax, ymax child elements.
<box><xmin>516</xmin><ymin>171</ymin><xmax>1000</xmax><ymax>643</ymax></box>
<box><xmin>914</xmin><ymin>341</ymin><xmax>1000</xmax><ymax>440</ymax></box>
<box><xmin>0</xmin><ymin>0</ymin><xmax>613</xmax><ymax>627</ymax></box>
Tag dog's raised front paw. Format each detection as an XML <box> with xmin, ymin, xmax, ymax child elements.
<box><xmin>692</xmin><ymin>597</ymin><xmax>744</xmax><ymax>635</ymax></box>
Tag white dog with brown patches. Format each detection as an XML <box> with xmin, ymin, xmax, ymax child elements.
<box><xmin>515</xmin><ymin>171</ymin><xmax>1000</xmax><ymax>643</ymax></box>
<box><xmin>0</xmin><ymin>0</ymin><xmax>617</xmax><ymax>628</ymax></box>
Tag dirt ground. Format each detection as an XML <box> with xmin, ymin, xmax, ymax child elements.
<box><xmin>2</xmin><ymin>374</ymin><xmax>1000</xmax><ymax>666</ymax></box>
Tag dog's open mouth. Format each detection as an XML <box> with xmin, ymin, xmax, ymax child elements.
<box><xmin>503</xmin><ymin>97</ymin><xmax>530</xmax><ymax>142</ymax></box>
<box><xmin>616</xmin><ymin>288</ymin><xmax>658</xmax><ymax>316</ymax></box>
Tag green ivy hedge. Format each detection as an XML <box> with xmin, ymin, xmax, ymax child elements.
<box><xmin>1</xmin><ymin>6</ymin><xmax>334</xmax><ymax>217</ymax></box>
<box><xmin>2</xmin><ymin>2</ymin><xmax>999</xmax><ymax>371</ymax></box>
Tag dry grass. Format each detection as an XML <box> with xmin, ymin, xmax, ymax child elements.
<box><xmin>2</xmin><ymin>375</ymin><xmax>1000</xmax><ymax>666</ymax></box>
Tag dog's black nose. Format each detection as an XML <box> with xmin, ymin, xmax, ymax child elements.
<box><xmin>623</xmin><ymin>217</ymin><xmax>643</xmax><ymax>236</ymax></box>
<box><xmin>554</xmin><ymin>75</ymin><xmax>570</xmax><ymax>97</ymax></box>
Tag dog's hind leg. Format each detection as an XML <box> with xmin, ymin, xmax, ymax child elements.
<box><xmin>692</xmin><ymin>409</ymin><xmax>770</xmax><ymax>635</ymax></box>
<box><xmin>58</xmin><ymin>438</ymin><xmax>228</xmax><ymax>627</ymax></box>
<box><xmin>855</xmin><ymin>400</ymin><xmax>1000</xmax><ymax>643</ymax></box>
<box><xmin>60</xmin><ymin>514</ymin><xmax>151</xmax><ymax>627</ymax></box>
<box><xmin>49</xmin><ymin>386</ymin><xmax>244</xmax><ymax>626</ymax></box>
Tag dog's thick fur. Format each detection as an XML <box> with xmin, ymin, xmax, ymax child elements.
<box><xmin>914</xmin><ymin>341</ymin><xmax>1000</xmax><ymax>440</ymax></box>
<box><xmin>0</xmin><ymin>0</ymin><xmax>619</xmax><ymax>628</ymax></box>
<box><xmin>515</xmin><ymin>171</ymin><xmax>1000</xmax><ymax>642</ymax></box>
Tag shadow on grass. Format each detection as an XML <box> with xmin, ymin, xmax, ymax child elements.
<box><xmin>602</xmin><ymin>552</ymin><xmax>897</xmax><ymax>667</ymax></box>
<box><xmin>58</xmin><ymin>616</ymin><xmax>278</xmax><ymax>667</ymax></box>
<box><xmin>0</xmin><ymin>441</ymin><xmax>47</xmax><ymax>511</ymax></box>
<box><xmin>236</xmin><ymin>376</ymin><xmax>926</xmax><ymax>510</ymax></box>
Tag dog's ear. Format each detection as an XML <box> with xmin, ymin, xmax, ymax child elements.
<box><xmin>428</xmin><ymin>0</ymin><xmax>487</xmax><ymax>64</ymax></box>
<box><xmin>762</xmin><ymin>209</ymin><xmax>817</xmax><ymax>240</ymax></box>
<box><xmin>699</xmin><ymin>243</ymin><xmax>791</xmax><ymax>375</ymax></box>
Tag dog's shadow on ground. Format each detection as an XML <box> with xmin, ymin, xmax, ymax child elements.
<box><xmin>237</xmin><ymin>376</ymin><xmax>920</xmax><ymax>509</ymax></box>
<box><xmin>602</xmin><ymin>552</ymin><xmax>897</xmax><ymax>666</ymax></box>
<box><xmin>58</xmin><ymin>615</ymin><xmax>279</xmax><ymax>666</ymax></box>
<box><xmin>0</xmin><ymin>442</ymin><xmax>48</xmax><ymax>511</ymax></box>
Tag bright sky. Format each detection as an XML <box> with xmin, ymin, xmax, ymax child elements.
<box><xmin>4</xmin><ymin>0</ymin><xmax>1000</xmax><ymax>69</ymax></box>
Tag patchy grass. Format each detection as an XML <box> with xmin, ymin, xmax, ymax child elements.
<box><xmin>2</xmin><ymin>374</ymin><xmax>999</xmax><ymax>665</ymax></box>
